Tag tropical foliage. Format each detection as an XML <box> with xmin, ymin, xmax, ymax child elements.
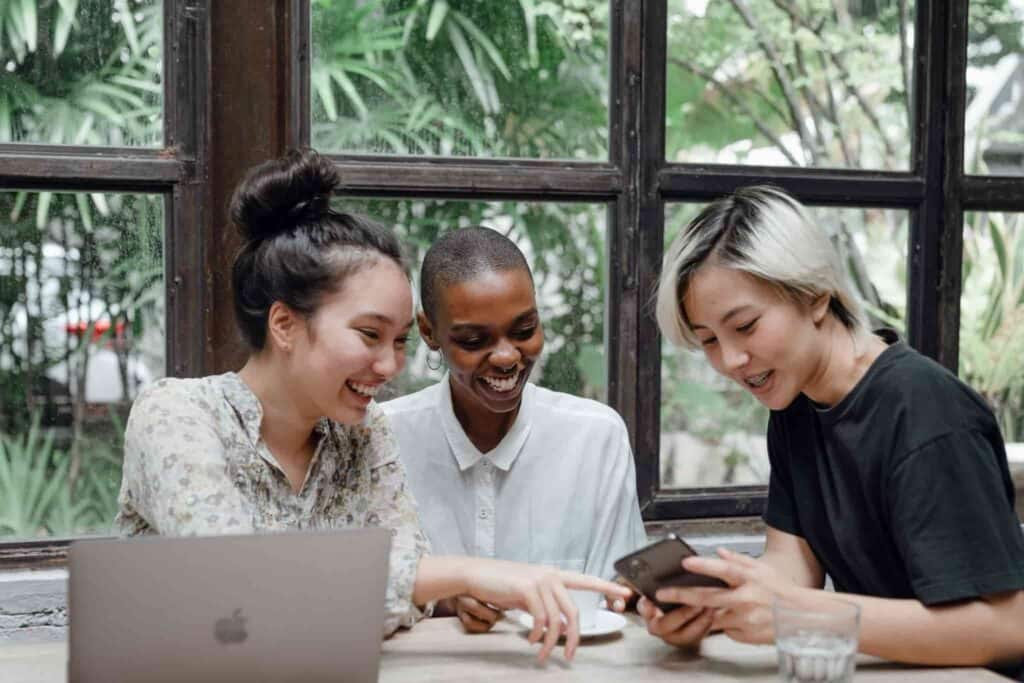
<box><xmin>961</xmin><ymin>211</ymin><xmax>1024</xmax><ymax>442</ymax></box>
<box><xmin>0</xmin><ymin>412</ymin><xmax>122</xmax><ymax>537</ymax></box>
<box><xmin>657</xmin><ymin>0</ymin><xmax>1024</xmax><ymax>486</ymax></box>
<box><xmin>0</xmin><ymin>0</ymin><xmax>163</xmax><ymax>540</ymax></box>
<box><xmin>2</xmin><ymin>0</ymin><xmax>1023</xmax><ymax>539</ymax></box>
<box><xmin>311</xmin><ymin>0</ymin><xmax>611</xmax><ymax>400</ymax></box>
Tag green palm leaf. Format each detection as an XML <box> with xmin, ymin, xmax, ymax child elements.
<box><xmin>425</xmin><ymin>0</ymin><xmax>448</xmax><ymax>41</ymax></box>
<box><xmin>446</xmin><ymin>21</ymin><xmax>492</xmax><ymax>114</ymax></box>
<box><xmin>450</xmin><ymin>10</ymin><xmax>511</xmax><ymax>80</ymax></box>
<box><xmin>53</xmin><ymin>0</ymin><xmax>79</xmax><ymax>55</ymax></box>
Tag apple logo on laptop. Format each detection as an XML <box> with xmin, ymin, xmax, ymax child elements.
<box><xmin>214</xmin><ymin>608</ymin><xmax>248</xmax><ymax>644</ymax></box>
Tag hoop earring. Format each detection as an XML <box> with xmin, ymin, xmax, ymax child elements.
<box><xmin>426</xmin><ymin>349</ymin><xmax>444</xmax><ymax>371</ymax></box>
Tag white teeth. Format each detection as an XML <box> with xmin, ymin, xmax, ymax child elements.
<box><xmin>347</xmin><ymin>381</ymin><xmax>380</xmax><ymax>398</ymax></box>
<box><xmin>481</xmin><ymin>370</ymin><xmax>520</xmax><ymax>393</ymax></box>
<box><xmin>745</xmin><ymin>371</ymin><xmax>771</xmax><ymax>388</ymax></box>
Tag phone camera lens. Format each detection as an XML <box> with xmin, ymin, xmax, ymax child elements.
<box><xmin>628</xmin><ymin>558</ymin><xmax>648</xmax><ymax>577</ymax></box>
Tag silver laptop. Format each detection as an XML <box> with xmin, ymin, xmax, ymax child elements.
<box><xmin>69</xmin><ymin>528</ymin><xmax>391</xmax><ymax>683</ymax></box>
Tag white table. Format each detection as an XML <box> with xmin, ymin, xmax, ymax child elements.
<box><xmin>377</xmin><ymin>616</ymin><xmax>1007</xmax><ymax>682</ymax></box>
<box><xmin>0</xmin><ymin>616</ymin><xmax>1008</xmax><ymax>681</ymax></box>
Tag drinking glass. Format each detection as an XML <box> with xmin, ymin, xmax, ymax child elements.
<box><xmin>773</xmin><ymin>597</ymin><xmax>860</xmax><ymax>683</ymax></box>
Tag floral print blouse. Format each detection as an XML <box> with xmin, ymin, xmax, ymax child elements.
<box><xmin>115</xmin><ymin>372</ymin><xmax>431</xmax><ymax>636</ymax></box>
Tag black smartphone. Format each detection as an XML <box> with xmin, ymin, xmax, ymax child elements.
<box><xmin>613</xmin><ymin>534</ymin><xmax>727</xmax><ymax>613</ymax></box>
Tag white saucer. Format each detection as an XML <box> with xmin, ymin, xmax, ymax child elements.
<box><xmin>510</xmin><ymin>609</ymin><xmax>627</xmax><ymax>638</ymax></box>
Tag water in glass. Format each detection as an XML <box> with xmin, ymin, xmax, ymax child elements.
<box><xmin>776</xmin><ymin>632</ymin><xmax>857</xmax><ymax>683</ymax></box>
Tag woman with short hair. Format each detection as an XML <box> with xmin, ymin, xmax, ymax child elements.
<box><xmin>648</xmin><ymin>185</ymin><xmax>1024</xmax><ymax>679</ymax></box>
<box><xmin>383</xmin><ymin>226</ymin><xmax>647</xmax><ymax>633</ymax></box>
<box><xmin>115</xmin><ymin>149</ymin><xmax>629</xmax><ymax>663</ymax></box>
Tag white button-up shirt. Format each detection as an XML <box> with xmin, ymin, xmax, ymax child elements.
<box><xmin>382</xmin><ymin>377</ymin><xmax>647</xmax><ymax>579</ymax></box>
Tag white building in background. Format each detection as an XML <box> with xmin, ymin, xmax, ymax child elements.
<box><xmin>1</xmin><ymin>242</ymin><xmax>156</xmax><ymax>407</ymax></box>
<box><xmin>966</xmin><ymin>53</ymin><xmax>1024</xmax><ymax>175</ymax></box>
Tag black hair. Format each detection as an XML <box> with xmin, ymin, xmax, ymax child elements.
<box><xmin>230</xmin><ymin>148</ymin><xmax>408</xmax><ymax>350</ymax></box>
<box><xmin>419</xmin><ymin>226</ymin><xmax>533</xmax><ymax>322</ymax></box>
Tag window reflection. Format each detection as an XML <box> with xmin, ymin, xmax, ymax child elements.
<box><xmin>0</xmin><ymin>190</ymin><xmax>164</xmax><ymax>540</ymax></box>
<box><xmin>961</xmin><ymin>211</ymin><xmax>1024</xmax><ymax>520</ymax></box>
<box><xmin>310</xmin><ymin>0</ymin><xmax>609</xmax><ymax>159</ymax></box>
<box><xmin>659</xmin><ymin>203</ymin><xmax>907</xmax><ymax>490</ymax></box>
<box><xmin>966</xmin><ymin>0</ymin><xmax>1024</xmax><ymax>176</ymax></box>
<box><xmin>665</xmin><ymin>0</ymin><xmax>914</xmax><ymax>170</ymax></box>
<box><xmin>0</xmin><ymin>0</ymin><xmax>163</xmax><ymax>147</ymax></box>
<box><xmin>343</xmin><ymin>198</ymin><xmax>607</xmax><ymax>402</ymax></box>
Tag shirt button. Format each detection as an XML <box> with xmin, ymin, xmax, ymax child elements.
<box><xmin>479</xmin><ymin>509</ymin><xmax>490</xmax><ymax>520</ymax></box>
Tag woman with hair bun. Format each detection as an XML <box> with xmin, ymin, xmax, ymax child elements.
<box><xmin>115</xmin><ymin>149</ymin><xmax>628</xmax><ymax>663</ymax></box>
<box><xmin>646</xmin><ymin>185</ymin><xmax>1024</xmax><ymax>679</ymax></box>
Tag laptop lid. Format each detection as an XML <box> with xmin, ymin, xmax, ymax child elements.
<box><xmin>69</xmin><ymin>528</ymin><xmax>391</xmax><ymax>683</ymax></box>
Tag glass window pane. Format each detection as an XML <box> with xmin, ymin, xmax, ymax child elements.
<box><xmin>665</xmin><ymin>0</ymin><xmax>914</xmax><ymax>170</ymax></box>
<box><xmin>960</xmin><ymin>211</ymin><xmax>1024</xmax><ymax>520</ymax></box>
<box><xmin>342</xmin><ymin>199</ymin><xmax>607</xmax><ymax>401</ymax></box>
<box><xmin>0</xmin><ymin>190</ymin><xmax>164</xmax><ymax>540</ymax></box>
<box><xmin>660</xmin><ymin>203</ymin><xmax>908</xmax><ymax>490</ymax></box>
<box><xmin>0</xmin><ymin>0</ymin><xmax>163</xmax><ymax>147</ymax></box>
<box><xmin>966</xmin><ymin>1</ymin><xmax>1024</xmax><ymax>175</ymax></box>
<box><xmin>310</xmin><ymin>1</ymin><xmax>609</xmax><ymax>159</ymax></box>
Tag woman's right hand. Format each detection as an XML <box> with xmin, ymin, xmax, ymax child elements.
<box><xmin>458</xmin><ymin>557</ymin><xmax>632</xmax><ymax>662</ymax></box>
<box><xmin>454</xmin><ymin>595</ymin><xmax>503</xmax><ymax>633</ymax></box>
<box><xmin>637</xmin><ymin>595</ymin><xmax>714</xmax><ymax>650</ymax></box>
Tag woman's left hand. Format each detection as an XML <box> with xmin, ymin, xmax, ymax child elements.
<box><xmin>654</xmin><ymin>547</ymin><xmax>796</xmax><ymax>645</ymax></box>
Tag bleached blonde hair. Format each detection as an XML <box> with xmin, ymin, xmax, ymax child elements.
<box><xmin>655</xmin><ymin>186</ymin><xmax>869</xmax><ymax>349</ymax></box>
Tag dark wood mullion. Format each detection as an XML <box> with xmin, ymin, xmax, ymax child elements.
<box><xmin>659</xmin><ymin>166</ymin><xmax>925</xmax><ymax>207</ymax></box>
<box><xmin>0</xmin><ymin>150</ymin><xmax>179</xmax><ymax>191</ymax></box>
<box><xmin>165</xmin><ymin>0</ymin><xmax>211</xmax><ymax>379</ymax></box>
<box><xmin>906</xmin><ymin>0</ymin><xmax>958</xmax><ymax>365</ymax></box>
<box><xmin>288</xmin><ymin>0</ymin><xmax>311</xmax><ymax>149</ymax></box>
<box><xmin>328</xmin><ymin>157</ymin><xmax>622</xmax><ymax>200</ymax></box>
<box><xmin>0</xmin><ymin>539</ymin><xmax>71</xmax><ymax>569</ymax></box>
<box><xmin>935</xmin><ymin>0</ymin><xmax>969</xmax><ymax>372</ymax></box>
<box><xmin>962</xmin><ymin>176</ymin><xmax>1024</xmax><ymax>210</ymax></box>
<box><xmin>607</xmin><ymin>0</ymin><xmax>639</xmax><ymax>486</ymax></box>
<box><xmin>0</xmin><ymin>143</ymin><xmax>179</xmax><ymax>158</ymax></box>
<box><xmin>207</xmin><ymin>1</ymin><xmax>298</xmax><ymax>374</ymax></box>
<box><xmin>634</xmin><ymin>0</ymin><xmax>668</xmax><ymax>515</ymax></box>
<box><xmin>328</xmin><ymin>153</ymin><xmax>621</xmax><ymax>170</ymax></box>
<box><xmin>646</xmin><ymin>488</ymin><xmax>767</xmax><ymax>520</ymax></box>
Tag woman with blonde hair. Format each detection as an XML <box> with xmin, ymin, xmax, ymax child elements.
<box><xmin>646</xmin><ymin>186</ymin><xmax>1024</xmax><ymax>679</ymax></box>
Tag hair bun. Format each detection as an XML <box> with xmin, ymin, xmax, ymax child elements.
<box><xmin>229</xmin><ymin>148</ymin><xmax>341</xmax><ymax>242</ymax></box>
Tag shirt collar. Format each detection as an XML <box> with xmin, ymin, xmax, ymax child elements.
<box><xmin>437</xmin><ymin>373</ymin><xmax>534</xmax><ymax>472</ymax></box>
<box><xmin>219</xmin><ymin>371</ymin><xmax>329</xmax><ymax>472</ymax></box>
<box><xmin>221</xmin><ymin>371</ymin><xmax>264</xmax><ymax>445</ymax></box>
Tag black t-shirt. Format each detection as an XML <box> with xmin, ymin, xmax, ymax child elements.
<box><xmin>764</xmin><ymin>331</ymin><xmax>1024</xmax><ymax>678</ymax></box>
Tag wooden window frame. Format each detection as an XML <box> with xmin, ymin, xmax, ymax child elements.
<box><xmin>5</xmin><ymin>0</ymin><xmax>1021</xmax><ymax>567</ymax></box>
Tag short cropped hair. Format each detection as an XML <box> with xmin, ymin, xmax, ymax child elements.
<box><xmin>655</xmin><ymin>185</ymin><xmax>868</xmax><ymax>349</ymax></box>
<box><xmin>420</xmin><ymin>226</ymin><xmax>532</xmax><ymax>322</ymax></box>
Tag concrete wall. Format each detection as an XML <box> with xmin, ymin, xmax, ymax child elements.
<box><xmin>0</xmin><ymin>569</ymin><xmax>67</xmax><ymax>642</ymax></box>
<box><xmin>0</xmin><ymin>526</ymin><xmax>766</xmax><ymax>642</ymax></box>
<box><xmin>1</xmin><ymin>521</ymin><xmax>1020</xmax><ymax>642</ymax></box>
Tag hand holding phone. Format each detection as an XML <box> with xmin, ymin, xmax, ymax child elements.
<box><xmin>613</xmin><ymin>534</ymin><xmax>727</xmax><ymax>612</ymax></box>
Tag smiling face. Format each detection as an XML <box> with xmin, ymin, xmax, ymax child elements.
<box><xmin>421</xmin><ymin>267</ymin><xmax>544</xmax><ymax>417</ymax></box>
<box><xmin>683</xmin><ymin>263</ymin><xmax>829</xmax><ymax>411</ymax></box>
<box><xmin>286</xmin><ymin>258</ymin><xmax>413</xmax><ymax>424</ymax></box>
